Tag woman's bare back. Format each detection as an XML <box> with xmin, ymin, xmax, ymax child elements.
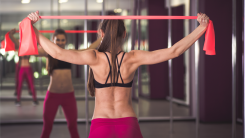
<box><xmin>90</xmin><ymin>51</ymin><xmax>138</xmax><ymax>119</ymax></box>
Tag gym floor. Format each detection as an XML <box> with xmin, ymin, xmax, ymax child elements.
<box><xmin>0</xmin><ymin>74</ymin><xmax>243</xmax><ymax>138</ymax></box>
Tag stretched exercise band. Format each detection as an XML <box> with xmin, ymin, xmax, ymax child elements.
<box><xmin>15</xmin><ymin>30</ymin><xmax>97</xmax><ymax>33</ymax></box>
<box><xmin>17</xmin><ymin>16</ymin><xmax>215</xmax><ymax>56</ymax></box>
<box><xmin>40</xmin><ymin>15</ymin><xmax>198</xmax><ymax>20</ymax></box>
<box><xmin>1</xmin><ymin>30</ymin><xmax>97</xmax><ymax>50</ymax></box>
<box><xmin>3</xmin><ymin>32</ymin><xmax>15</xmax><ymax>51</ymax></box>
<box><xmin>1</xmin><ymin>40</ymin><xmax>5</xmax><ymax>49</ymax></box>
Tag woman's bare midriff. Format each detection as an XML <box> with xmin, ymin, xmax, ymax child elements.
<box><xmin>20</xmin><ymin>59</ymin><xmax>31</xmax><ymax>67</ymax></box>
<box><xmin>48</xmin><ymin>69</ymin><xmax>74</xmax><ymax>93</ymax></box>
<box><xmin>92</xmin><ymin>87</ymin><xmax>137</xmax><ymax>119</ymax></box>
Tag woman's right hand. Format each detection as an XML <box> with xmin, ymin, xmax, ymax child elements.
<box><xmin>9</xmin><ymin>28</ymin><xmax>16</xmax><ymax>36</ymax></box>
<box><xmin>27</xmin><ymin>11</ymin><xmax>40</xmax><ymax>25</ymax></box>
<box><xmin>197</xmin><ymin>13</ymin><xmax>209</xmax><ymax>28</ymax></box>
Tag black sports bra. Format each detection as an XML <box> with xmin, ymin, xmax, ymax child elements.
<box><xmin>94</xmin><ymin>51</ymin><xmax>133</xmax><ymax>88</ymax></box>
<box><xmin>53</xmin><ymin>60</ymin><xmax>71</xmax><ymax>70</ymax></box>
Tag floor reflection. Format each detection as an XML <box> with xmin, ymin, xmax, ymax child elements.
<box><xmin>1</xmin><ymin>71</ymin><xmax>190</xmax><ymax>122</ymax></box>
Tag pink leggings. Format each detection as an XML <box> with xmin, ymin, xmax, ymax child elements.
<box><xmin>41</xmin><ymin>91</ymin><xmax>80</xmax><ymax>138</ymax></box>
<box><xmin>15</xmin><ymin>63</ymin><xmax>19</xmax><ymax>92</ymax></box>
<box><xmin>17</xmin><ymin>66</ymin><xmax>36</xmax><ymax>101</ymax></box>
<box><xmin>89</xmin><ymin>117</ymin><xmax>143</xmax><ymax>138</ymax></box>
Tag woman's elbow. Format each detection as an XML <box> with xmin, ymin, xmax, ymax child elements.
<box><xmin>171</xmin><ymin>48</ymin><xmax>180</xmax><ymax>58</ymax></box>
<box><xmin>51</xmin><ymin>51</ymin><xmax>59</xmax><ymax>59</ymax></box>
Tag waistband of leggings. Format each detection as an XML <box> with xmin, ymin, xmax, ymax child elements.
<box><xmin>19</xmin><ymin>66</ymin><xmax>32</xmax><ymax>69</ymax></box>
<box><xmin>91</xmin><ymin>117</ymin><xmax>138</xmax><ymax>123</ymax></box>
<box><xmin>47</xmin><ymin>91</ymin><xmax>75</xmax><ymax>96</ymax></box>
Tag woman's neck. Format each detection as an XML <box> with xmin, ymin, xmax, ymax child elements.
<box><xmin>108</xmin><ymin>48</ymin><xmax>122</xmax><ymax>53</ymax></box>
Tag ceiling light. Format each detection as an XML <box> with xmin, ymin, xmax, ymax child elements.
<box><xmin>59</xmin><ymin>0</ymin><xmax>68</xmax><ymax>3</ymax></box>
<box><xmin>117</xmin><ymin>8</ymin><xmax>122</xmax><ymax>13</ymax></box>
<box><xmin>96</xmin><ymin>0</ymin><xmax>103</xmax><ymax>3</ymax></box>
<box><xmin>62</xmin><ymin>19</ymin><xmax>68</xmax><ymax>24</ymax></box>
<box><xmin>21</xmin><ymin>0</ymin><xmax>30</xmax><ymax>4</ymax></box>
<box><xmin>42</xmin><ymin>20</ymin><xmax>48</xmax><ymax>25</ymax></box>
<box><xmin>121</xmin><ymin>10</ymin><xmax>127</xmax><ymax>16</ymax></box>
<box><xmin>114</xmin><ymin>8</ymin><xmax>122</xmax><ymax>13</ymax></box>
<box><xmin>68</xmin><ymin>44</ymin><xmax>75</xmax><ymax>49</ymax></box>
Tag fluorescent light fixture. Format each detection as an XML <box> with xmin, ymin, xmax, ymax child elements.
<box><xmin>6</xmin><ymin>51</ymin><xmax>15</xmax><ymax>61</ymax></box>
<box><xmin>114</xmin><ymin>8</ymin><xmax>122</xmax><ymax>13</ymax></box>
<box><xmin>14</xmin><ymin>55</ymin><xmax>19</xmax><ymax>63</ymax></box>
<box><xmin>0</xmin><ymin>49</ymin><xmax>5</xmax><ymax>56</ymax></box>
<box><xmin>121</xmin><ymin>10</ymin><xmax>128</xmax><ymax>16</ymax></box>
<box><xmin>96</xmin><ymin>0</ymin><xmax>103</xmax><ymax>3</ymax></box>
<box><xmin>117</xmin><ymin>8</ymin><xmax>122</xmax><ymax>13</ymax></box>
<box><xmin>21</xmin><ymin>0</ymin><xmax>30</xmax><ymax>4</ymax></box>
<box><xmin>68</xmin><ymin>44</ymin><xmax>75</xmax><ymax>49</ymax></box>
<box><xmin>42</xmin><ymin>20</ymin><xmax>48</xmax><ymax>25</ymax></box>
<box><xmin>34</xmin><ymin>72</ymin><xmax>39</xmax><ymax>78</ymax></box>
<box><xmin>62</xmin><ymin>19</ymin><xmax>68</xmax><ymax>24</ymax></box>
<box><xmin>59</xmin><ymin>0</ymin><xmax>68</xmax><ymax>3</ymax></box>
<box><xmin>29</xmin><ymin>56</ymin><xmax>36</xmax><ymax>63</ymax></box>
<box><xmin>42</xmin><ymin>68</ymin><xmax>48</xmax><ymax>75</ymax></box>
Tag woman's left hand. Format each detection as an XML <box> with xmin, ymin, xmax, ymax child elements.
<box><xmin>197</xmin><ymin>13</ymin><xmax>209</xmax><ymax>28</ymax></box>
<box><xmin>27</xmin><ymin>11</ymin><xmax>40</xmax><ymax>25</ymax></box>
<box><xmin>9</xmin><ymin>28</ymin><xmax>16</xmax><ymax>36</ymax></box>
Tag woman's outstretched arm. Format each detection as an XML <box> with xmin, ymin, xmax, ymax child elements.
<box><xmin>37</xmin><ymin>45</ymin><xmax>48</xmax><ymax>57</ymax></box>
<box><xmin>88</xmin><ymin>37</ymin><xmax>102</xmax><ymax>50</ymax></box>
<box><xmin>131</xmin><ymin>13</ymin><xmax>209</xmax><ymax>66</ymax></box>
<box><xmin>28</xmin><ymin>11</ymin><xmax>98</xmax><ymax>65</ymax></box>
<box><xmin>8</xmin><ymin>28</ymin><xmax>19</xmax><ymax>50</ymax></box>
<box><xmin>70</xmin><ymin>37</ymin><xmax>102</xmax><ymax>51</ymax></box>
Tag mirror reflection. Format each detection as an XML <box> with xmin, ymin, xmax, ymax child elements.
<box><xmin>0</xmin><ymin>0</ymin><xmax>243</xmax><ymax>138</ymax></box>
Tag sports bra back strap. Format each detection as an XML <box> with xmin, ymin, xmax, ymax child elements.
<box><xmin>119</xmin><ymin>52</ymin><xmax>126</xmax><ymax>67</ymax></box>
<box><xmin>119</xmin><ymin>52</ymin><xmax>126</xmax><ymax>83</ymax></box>
<box><xmin>116</xmin><ymin>51</ymin><xmax>123</xmax><ymax>55</ymax></box>
<box><xmin>104</xmin><ymin>52</ymin><xmax>111</xmax><ymax>65</ymax></box>
<box><xmin>104</xmin><ymin>52</ymin><xmax>111</xmax><ymax>84</ymax></box>
<box><xmin>116</xmin><ymin>52</ymin><xmax>126</xmax><ymax>84</ymax></box>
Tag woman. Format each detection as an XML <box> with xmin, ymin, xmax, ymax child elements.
<box><xmin>28</xmin><ymin>11</ymin><xmax>209</xmax><ymax>138</ymax></box>
<box><xmin>14</xmin><ymin>61</ymin><xmax>33</xmax><ymax>96</ymax></box>
<box><xmin>37</xmin><ymin>29</ymin><xmax>101</xmax><ymax>138</ymax></box>
<box><xmin>9</xmin><ymin>29</ymin><xmax>38</xmax><ymax>106</ymax></box>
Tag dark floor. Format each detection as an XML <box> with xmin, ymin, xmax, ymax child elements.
<box><xmin>0</xmin><ymin>122</ymin><xmax>243</xmax><ymax>138</ymax></box>
<box><xmin>0</xmin><ymin>74</ymin><xmax>243</xmax><ymax>138</ymax></box>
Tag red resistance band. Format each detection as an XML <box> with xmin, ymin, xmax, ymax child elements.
<box><xmin>1</xmin><ymin>40</ymin><xmax>5</xmax><ymax>49</ymax></box>
<box><xmin>19</xmin><ymin>17</ymin><xmax>38</xmax><ymax>56</ymax></box>
<box><xmin>3</xmin><ymin>32</ymin><xmax>15</xmax><ymax>51</ymax></box>
<box><xmin>4</xmin><ymin>30</ymin><xmax>96</xmax><ymax>51</ymax></box>
<box><xmin>18</xmin><ymin>16</ymin><xmax>215</xmax><ymax>56</ymax></box>
<box><xmin>4</xmin><ymin>30</ymin><xmax>97</xmax><ymax>52</ymax></box>
<box><xmin>40</xmin><ymin>15</ymin><xmax>198</xmax><ymax>20</ymax></box>
<box><xmin>15</xmin><ymin>30</ymin><xmax>97</xmax><ymax>33</ymax></box>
